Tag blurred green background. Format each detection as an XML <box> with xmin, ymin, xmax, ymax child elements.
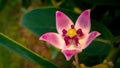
<box><xmin>0</xmin><ymin>0</ymin><xmax>52</xmax><ymax>68</ymax></box>
<box><xmin>0</xmin><ymin>0</ymin><xmax>120</xmax><ymax>68</ymax></box>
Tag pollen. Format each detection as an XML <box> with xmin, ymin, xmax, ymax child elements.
<box><xmin>66</xmin><ymin>29</ymin><xmax>77</xmax><ymax>38</ymax></box>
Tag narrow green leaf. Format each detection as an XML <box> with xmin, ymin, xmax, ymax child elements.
<box><xmin>0</xmin><ymin>33</ymin><xmax>58</xmax><ymax>68</ymax></box>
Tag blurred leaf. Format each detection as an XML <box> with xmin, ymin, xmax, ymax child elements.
<box><xmin>0</xmin><ymin>0</ymin><xmax>8</xmax><ymax>11</ymax></box>
<box><xmin>91</xmin><ymin>20</ymin><xmax>114</xmax><ymax>41</ymax></box>
<box><xmin>83</xmin><ymin>0</ymin><xmax>120</xmax><ymax>6</ymax></box>
<box><xmin>21</xmin><ymin>7</ymin><xmax>78</xmax><ymax>36</ymax></box>
<box><xmin>49</xmin><ymin>46</ymin><xmax>59</xmax><ymax>59</ymax></box>
<box><xmin>114</xmin><ymin>58</ymin><xmax>120</xmax><ymax>68</ymax></box>
<box><xmin>0</xmin><ymin>33</ymin><xmax>58</xmax><ymax>68</ymax></box>
<box><xmin>81</xmin><ymin>40</ymin><xmax>111</xmax><ymax>56</ymax></box>
<box><xmin>115</xmin><ymin>9</ymin><xmax>120</xmax><ymax>17</ymax></box>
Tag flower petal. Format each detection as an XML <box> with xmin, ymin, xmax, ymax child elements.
<box><xmin>61</xmin><ymin>50</ymin><xmax>80</xmax><ymax>61</ymax></box>
<box><xmin>82</xmin><ymin>31</ymin><xmax>101</xmax><ymax>49</ymax></box>
<box><xmin>40</xmin><ymin>32</ymin><xmax>65</xmax><ymax>49</ymax></box>
<box><xmin>75</xmin><ymin>9</ymin><xmax>90</xmax><ymax>34</ymax></box>
<box><xmin>56</xmin><ymin>11</ymin><xmax>73</xmax><ymax>34</ymax></box>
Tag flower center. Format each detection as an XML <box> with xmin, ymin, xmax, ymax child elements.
<box><xmin>66</xmin><ymin>29</ymin><xmax>77</xmax><ymax>38</ymax></box>
<box><xmin>62</xmin><ymin>25</ymin><xmax>84</xmax><ymax>47</ymax></box>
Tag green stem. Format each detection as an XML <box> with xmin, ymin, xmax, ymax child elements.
<box><xmin>74</xmin><ymin>54</ymin><xmax>80</xmax><ymax>68</ymax></box>
<box><xmin>105</xmin><ymin>46</ymin><xmax>119</xmax><ymax>62</ymax></box>
<box><xmin>103</xmin><ymin>37</ymin><xmax>120</xmax><ymax>67</ymax></box>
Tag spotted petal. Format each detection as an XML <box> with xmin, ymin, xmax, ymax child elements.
<box><xmin>75</xmin><ymin>9</ymin><xmax>90</xmax><ymax>34</ymax></box>
<box><xmin>40</xmin><ymin>32</ymin><xmax>65</xmax><ymax>49</ymax></box>
<box><xmin>82</xmin><ymin>31</ymin><xmax>101</xmax><ymax>49</ymax></box>
<box><xmin>61</xmin><ymin>50</ymin><xmax>80</xmax><ymax>61</ymax></box>
<box><xmin>56</xmin><ymin>11</ymin><xmax>73</xmax><ymax>34</ymax></box>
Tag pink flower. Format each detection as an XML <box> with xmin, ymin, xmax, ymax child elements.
<box><xmin>39</xmin><ymin>9</ymin><xmax>101</xmax><ymax>61</ymax></box>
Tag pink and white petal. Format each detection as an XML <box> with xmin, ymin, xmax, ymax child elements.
<box><xmin>82</xmin><ymin>31</ymin><xmax>101</xmax><ymax>49</ymax></box>
<box><xmin>56</xmin><ymin>11</ymin><xmax>73</xmax><ymax>34</ymax></box>
<box><xmin>75</xmin><ymin>9</ymin><xmax>90</xmax><ymax>34</ymax></box>
<box><xmin>39</xmin><ymin>32</ymin><xmax>65</xmax><ymax>49</ymax></box>
<box><xmin>78</xmin><ymin>35</ymin><xmax>88</xmax><ymax>48</ymax></box>
<box><xmin>61</xmin><ymin>50</ymin><xmax>80</xmax><ymax>61</ymax></box>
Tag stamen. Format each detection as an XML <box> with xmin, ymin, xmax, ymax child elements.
<box><xmin>64</xmin><ymin>36</ymin><xmax>70</xmax><ymax>46</ymax></box>
<box><xmin>77</xmin><ymin>29</ymin><xmax>84</xmax><ymax>37</ymax></box>
<box><xmin>62</xmin><ymin>29</ymin><xmax>67</xmax><ymax>36</ymax></box>
<box><xmin>73</xmin><ymin>36</ymin><xmax>79</xmax><ymax>46</ymax></box>
<box><xmin>71</xmin><ymin>25</ymin><xmax>74</xmax><ymax>29</ymax></box>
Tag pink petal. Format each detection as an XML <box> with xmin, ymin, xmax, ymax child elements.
<box><xmin>56</xmin><ymin>11</ymin><xmax>73</xmax><ymax>34</ymax></box>
<box><xmin>75</xmin><ymin>9</ymin><xmax>90</xmax><ymax>34</ymax></box>
<box><xmin>82</xmin><ymin>31</ymin><xmax>101</xmax><ymax>49</ymax></box>
<box><xmin>61</xmin><ymin>50</ymin><xmax>80</xmax><ymax>61</ymax></box>
<box><xmin>40</xmin><ymin>32</ymin><xmax>65</xmax><ymax>49</ymax></box>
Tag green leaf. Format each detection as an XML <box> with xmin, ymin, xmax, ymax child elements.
<box><xmin>21</xmin><ymin>7</ymin><xmax>78</xmax><ymax>36</ymax></box>
<box><xmin>49</xmin><ymin>46</ymin><xmax>59</xmax><ymax>59</ymax></box>
<box><xmin>81</xmin><ymin>40</ymin><xmax>111</xmax><ymax>56</ymax></box>
<box><xmin>0</xmin><ymin>33</ymin><xmax>58</xmax><ymax>68</ymax></box>
<box><xmin>114</xmin><ymin>58</ymin><xmax>120</xmax><ymax>68</ymax></box>
<box><xmin>91</xmin><ymin>20</ymin><xmax>114</xmax><ymax>41</ymax></box>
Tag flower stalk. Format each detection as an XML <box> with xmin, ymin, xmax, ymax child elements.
<box><xmin>103</xmin><ymin>37</ymin><xmax>120</xmax><ymax>67</ymax></box>
<box><xmin>74</xmin><ymin>54</ymin><xmax>80</xmax><ymax>68</ymax></box>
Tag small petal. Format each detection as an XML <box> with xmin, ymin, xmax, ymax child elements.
<box><xmin>61</xmin><ymin>50</ymin><xmax>80</xmax><ymax>61</ymax></box>
<box><xmin>82</xmin><ymin>31</ymin><xmax>101</xmax><ymax>49</ymax></box>
<box><xmin>40</xmin><ymin>32</ymin><xmax>65</xmax><ymax>49</ymax></box>
<box><xmin>75</xmin><ymin>9</ymin><xmax>90</xmax><ymax>34</ymax></box>
<box><xmin>56</xmin><ymin>11</ymin><xmax>73</xmax><ymax>34</ymax></box>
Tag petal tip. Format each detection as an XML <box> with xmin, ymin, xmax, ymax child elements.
<box><xmin>86</xmin><ymin>9</ymin><xmax>90</xmax><ymax>12</ymax></box>
<box><xmin>85</xmin><ymin>9</ymin><xmax>90</xmax><ymax>13</ymax></box>
<box><xmin>95</xmin><ymin>31</ymin><xmax>101</xmax><ymax>36</ymax></box>
<box><xmin>82</xmin><ymin>31</ymin><xmax>101</xmax><ymax>49</ymax></box>
<box><xmin>90</xmin><ymin>31</ymin><xmax>101</xmax><ymax>38</ymax></box>
<box><xmin>39</xmin><ymin>37</ymin><xmax>42</xmax><ymax>40</ymax></box>
<box><xmin>62</xmin><ymin>50</ymin><xmax>80</xmax><ymax>61</ymax></box>
<box><xmin>83</xmin><ymin>9</ymin><xmax>90</xmax><ymax>16</ymax></box>
<box><xmin>56</xmin><ymin>11</ymin><xmax>63</xmax><ymax>16</ymax></box>
<box><xmin>56</xmin><ymin>11</ymin><xmax>61</xmax><ymax>13</ymax></box>
<box><xmin>39</xmin><ymin>34</ymin><xmax>46</xmax><ymax>41</ymax></box>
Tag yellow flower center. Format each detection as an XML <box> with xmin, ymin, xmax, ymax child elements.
<box><xmin>66</xmin><ymin>29</ymin><xmax>77</xmax><ymax>38</ymax></box>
